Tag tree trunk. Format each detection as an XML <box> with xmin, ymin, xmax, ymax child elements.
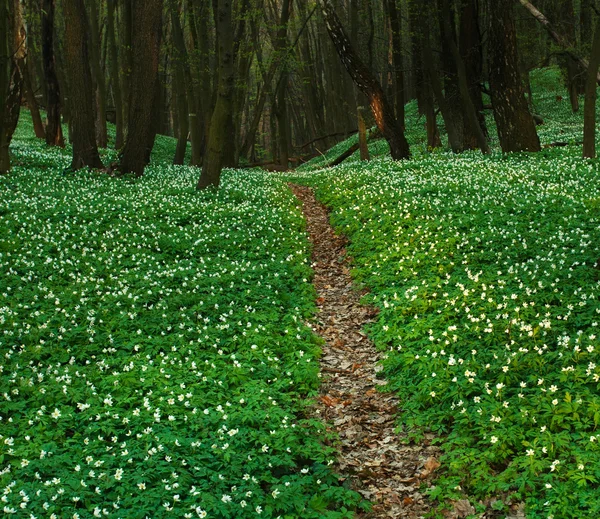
<box><xmin>88</xmin><ymin>0</ymin><xmax>108</xmax><ymax>147</ymax></box>
<box><xmin>197</xmin><ymin>0</ymin><xmax>234</xmax><ymax>189</ymax></box>
<box><xmin>488</xmin><ymin>0</ymin><xmax>540</xmax><ymax>152</ymax></box>
<box><xmin>107</xmin><ymin>0</ymin><xmax>124</xmax><ymax>148</ymax></box>
<box><xmin>41</xmin><ymin>0</ymin><xmax>64</xmax><ymax>147</ymax></box>
<box><xmin>62</xmin><ymin>0</ymin><xmax>104</xmax><ymax>169</ymax></box>
<box><xmin>583</xmin><ymin>15</ymin><xmax>600</xmax><ymax>158</ymax></box>
<box><xmin>440</xmin><ymin>0</ymin><xmax>489</xmax><ymax>154</ymax></box>
<box><xmin>459</xmin><ymin>0</ymin><xmax>487</xmax><ymax>140</ymax></box>
<box><xmin>357</xmin><ymin>106</ymin><xmax>370</xmax><ymax>160</ymax></box>
<box><xmin>420</xmin><ymin>3</ymin><xmax>463</xmax><ymax>152</ymax></box>
<box><xmin>118</xmin><ymin>0</ymin><xmax>163</xmax><ymax>176</ymax></box>
<box><xmin>384</xmin><ymin>0</ymin><xmax>405</xmax><ymax>128</ymax></box>
<box><xmin>0</xmin><ymin>0</ymin><xmax>12</xmax><ymax>174</ymax></box>
<box><xmin>318</xmin><ymin>0</ymin><xmax>410</xmax><ymax>160</ymax></box>
<box><xmin>170</xmin><ymin>1</ymin><xmax>204</xmax><ymax>166</ymax></box>
<box><xmin>0</xmin><ymin>0</ymin><xmax>25</xmax><ymax>174</ymax></box>
<box><xmin>408</xmin><ymin>0</ymin><xmax>440</xmax><ymax>148</ymax></box>
<box><xmin>22</xmin><ymin>62</ymin><xmax>46</xmax><ymax>139</ymax></box>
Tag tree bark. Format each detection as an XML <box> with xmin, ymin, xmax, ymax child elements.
<box><xmin>357</xmin><ymin>106</ymin><xmax>370</xmax><ymax>161</ymax></box>
<box><xmin>318</xmin><ymin>0</ymin><xmax>410</xmax><ymax>160</ymax></box>
<box><xmin>41</xmin><ymin>0</ymin><xmax>64</xmax><ymax>147</ymax></box>
<box><xmin>384</xmin><ymin>0</ymin><xmax>405</xmax><ymax>128</ymax></box>
<box><xmin>459</xmin><ymin>0</ymin><xmax>487</xmax><ymax>141</ymax></box>
<box><xmin>197</xmin><ymin>0</ymin><xmax>234</xmax><ymax>189</ymax></box>
<box><xmin>88</xmin><ymin>0</ymin><xmax>108</xmax><ymax>148</ymax></box>
<box><xmin>0</xmin><ymin>0</ymin><xmax>25</xmax><ymax>174</ymax></box>
<box><xmin>107</xmin><ymin>0</ymin><xmax>124</xmax><ymax>148</ymax></box>
<box><xmin>489</xmin><ymin>0</ymin><xmax>540</xmax><ymax>153</ymax></box>
<box><xmin>170</xmin><ymin>1</ymin><xmax>204</xmax><ymax>166</ymax></box>
<box><xmin>118</xmin><ymin>0</ymin><xmax>163</xmax><ymax>176</ymax></box>
<box><xmin>440</xmin><ymin>0</ymin><xmax>489</xmax><ymax>154</ymax></box>
<box><xmin>22</xmin><ymin>62</ymin><xmax>46</xmax><ymax>139</ymax></box>
<box><xmin>583</xmin><ymin>15</ymin><xmax>600</xmax><ymax>158</ymax></box>
<box><xmin>62</xmin><ymin>0</ymin><xmax>104</xmax><ymax>169</ymax></box>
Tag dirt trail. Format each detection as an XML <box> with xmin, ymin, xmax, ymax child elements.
<box><xmin>291</xmin><ymin>185</ymin><xmax>439</xmax><ymax>519</ymax></box>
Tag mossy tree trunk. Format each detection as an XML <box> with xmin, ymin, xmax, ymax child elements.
<box><xmin>488</xmin><ymin>0</ymin><xmax>540</xmax><ymax>153</ymax></box>
<box><xmin>118</xmin><ymin>0</ymin><xmax>163</xmax><ymax>176</ymax></box>
<box><xmin>63</xmin><ymin>0</ymin><xmax>104</xmax><ymax>170</ymax></box>
<box><xmin>197</xmin><ymin>0</ymin><xmax>234</xmax><ymax>189</ymax></box>
<box><xmin>41</xmin><ymin>0</ymin><xmax>64</xmax><ymax>147</ymax></box>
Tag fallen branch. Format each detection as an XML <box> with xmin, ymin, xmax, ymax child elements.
<box><xmin>325</xmin><ymin>129</ymin><xmax>382</xmax><ymax>168</ymax></box>
<box><xmin>299</xmin><ymin>129</ymin><xmax>358</xmax><ymax>150</ymax></box>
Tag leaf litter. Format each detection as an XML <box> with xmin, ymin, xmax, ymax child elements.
<box><xmin>290</xmin><ymin>185</ymin><xmax>440</xmax><ymax>519</ymax></box>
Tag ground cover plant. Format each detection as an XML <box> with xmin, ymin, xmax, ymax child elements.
<box><xmin>288</xmin><ymin>69</ymin><xmax>600</xmax><ymax>518</ymax></box>
<box><xmin>0</xmin><ymin>118</ymin><xmax>363</xmax><ymax>518</ymax></box>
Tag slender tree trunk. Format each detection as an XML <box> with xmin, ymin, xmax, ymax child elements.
<box><xmin>440</xmin><ymin>0</ymin><xmax>489</xmax><ymax>154</ymax></box>
<box><xmin>583</xmin><ymin>16</ymin><xmax>600</xmax><ymax>158</ymax></box>
<box><xmin>318</xmin><ymin>0</ymin><xmax>410</xmax><ymax>160</ymax></box>
<box><xmin>41</xmin><ymin>0</ymin><xmax>64</xmax><ymax>147</ymax></box>
<box><xmin>107</xmin><ymin>0</ymin><xmax>124</xmax><ymax>148</ymax></box>
<box><xmin>22</xmin><ymin>63</ymin><xmax>46</xmax><ymax>138</ymax></box>
<box><xmin>197</xmin><ymin>0</ymin><xmax>234</xmax><ymax>189</ymax></box>
<box><xmin>420</xmin><ymin>2</ymin><xmax>463</xmax><ymax>152</ymax></box>
<box><xmin>170</xmin><ymin>1</ymin><xmax>203</xmax><ymax>166</ymax></box>
<box><xmin>274</xmin><ymin>0</ymin><xmax>291</xmax><ymax>169</ymax></box>
<box><xmin>118</xmin><ymin>0</ymin><xmax>163</xmax><ymax>176</ymax></box>
<box><xmin>121</xmin><ymin>0</ymin><xmax>133</xmax><ymax>140</ymax></box>
<box><xmin>89</xmin><ymin>0</ymin><xmax>108</xmax><ymax>147</ymax></box>
<box><xmin>62</xmin><ymin>0</ymin><xmax>104</xmax><ymax>169</ymax></box>
<box><xmin>459</xmin><ymin>0</ymin><xmax>487</xmax><ymax>140</ymax></box>
<box><xmin>408</xmin><ymin>0</ymin><xmax>440</xmax><ymax>148</ymax></box>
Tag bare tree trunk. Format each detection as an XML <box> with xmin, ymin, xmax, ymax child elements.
<box><xmin>489</xmin><ymin>0</ymin><xmax>540</xmax><ymax>152</ymax></box>
<box><xmin>22</xmin><ymin>62</ymin><xmax>46</xmax><ymax>138</ymax></box>
<box><xmin>197</xmin><ymin>0</ymin><xmax>234</xmax><ymax>189</ymax></box>
<box><xmin>170</xmin><ymin>2</ymin><xmax>203</xmax><ymax>166</ymax></box>
<box><xmin>318</xmin><ymin>0</ymin><xmax>410</xmax><ymax>160</ymax></box>
<box><xmin>583</xmin><ymin>16</ymin><xmax>600</xmax><ymax>158</ymax></box>
<box><xmin>1</xmin><ymin>0</ymin><xmax>25</xmax><ymax>174</ymax></box>
<box><xmin>63</xmin><ymin>0</ymin><xmax>104</xmax><ymax>169</ymax></box>
<box><xmin>107</xmin><ymin>0</ymin><xmax>124</xmax><ymax>148</ymax></box>
<box><xmin>41</xmin><ymin>0</ymin><xmax>64</xmax><ymax>147</ymax></box>
<box><xmin>384</xmin><ymin>0</ymin><xmax>405</xmax><ymax>128</ymax></box>
<box><xmin>89</xmin><ymin>0</ymin><xmax>108</xmax><ymax>147</ymax></box>
<box><xmin>0</xmin><ymin>0</ymin><xmax>12</xmax><ymax>173</ymax></box>
<box><xmin>459</xmin><ymin>0</ymin><xmax>487</xmax><ymax>140</ymax></box>
<box><xmin>357</xmin><ymin>106</ymin><xmax>370</xmax><ymax>160</ymax></box>
<box><xmin>440</xmin><ymin>0</ymin><xmax>489</xmax><ymax>154</ymax></box>
<box><xmin>118</xmin><ymin>0</ymin><xmax>163</xmax><ymax>176</ymax></box>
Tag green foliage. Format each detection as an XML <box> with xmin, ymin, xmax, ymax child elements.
<box><xmin>288</xmin><ymin>66</ymin><xmax>600</xmax><ymax>518</ymax></box>
<box><xmin>0</xmin><ymin>118</ymin><xmax>362</xmax><ymax>517</ymax></box>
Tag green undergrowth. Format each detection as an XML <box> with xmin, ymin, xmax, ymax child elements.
<box><xmin>0</xmin><ymin>120</ymin><xmax>364</xmax><ymax>517</ymax></box>
<box><xmin>298</xmin><ymin>67</ymin><xmax>599</xmax><ymax>172</ymax></box>
<box><xmin>286</xmin><ymin>67</ymin><xmax>600</xmax><ymax>518</ymax></box>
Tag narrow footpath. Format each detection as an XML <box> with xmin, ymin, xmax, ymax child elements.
<box><xmin>291</xmin><ymin>185</ymin><xmax>440</xmax><ymax>519</ymax></box>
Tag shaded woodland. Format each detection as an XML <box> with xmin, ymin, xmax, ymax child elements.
<box><xmin>2</xmin><ymin>0</ymin><xmax>600</xmax><ymax>183</ymax></box>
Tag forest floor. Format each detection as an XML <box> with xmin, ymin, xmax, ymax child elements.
<box><xmin>291</xmin><ymin>185</ymin><xmax>440</xmax><ymax>519</ymax></box>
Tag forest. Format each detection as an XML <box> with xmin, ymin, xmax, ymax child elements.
<box><xmin>1</xmin><ymin>0</ymin><xmax>600</xmax><ymax>518</ymax></box>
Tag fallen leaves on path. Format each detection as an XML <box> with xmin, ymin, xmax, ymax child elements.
<box><xmin>290</xmin><ymin>185</ymin><xmax>439</xmax><ymax>519</ymax></box>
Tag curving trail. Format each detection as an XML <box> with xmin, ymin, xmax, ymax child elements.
<box><xmin>290</xmin><ymin>184</ymin><xmax>440</xmax><ymax>519</ymax></box>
